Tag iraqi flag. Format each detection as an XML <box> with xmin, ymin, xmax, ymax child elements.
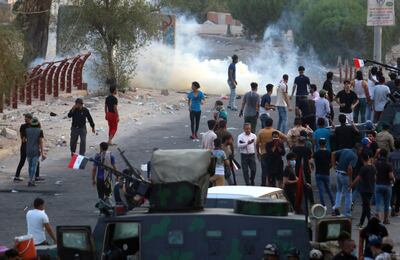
<box><xmin>354</xmin><ymin>58</ymin><xmax>365</xmax><ymax>69</ymax></box>
<box><xmin>68</xmin><ymin>154</ymin><xmax>89</xmax><ymax>170</ymax></box>
<box><xmin>294</xmin><ymin>163</ymin><xmax>304</xmax><ymax>213</ymax></box>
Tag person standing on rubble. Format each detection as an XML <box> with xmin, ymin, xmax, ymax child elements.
<box><xmin>105</xmin><ymin>84</ymin><xmax>119</xmax><ymax>145</ymax></box>
<box><xmin>68</xmin><ymin>98</ymin><xmax>95</xmax><ymax>156</ymax></box>
<box><xmin>227</xmin><ymin>54</ymin><xmax>239</xmax><ymax>111</ymax></box>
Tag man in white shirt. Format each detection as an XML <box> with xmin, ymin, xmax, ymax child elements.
<box><xmin>201</xmin><ymin>120</ymin><xmax>217</xmax><ymax>150</ymax></box>
<box><xmin>315</xmin><ymin>89</ymin><xmax>331</xmax><ymax>126</ymax></box>
<box><xmin>374</xmin><ymin>76</ymin><xmax>390</xmax><ymax>123</ymax></box>
<box><xmin>275</xmin><ymin>74</ymin><xmax>292</xmax><ymax>134</ymax></box>
<box><xmin>26</xmin><ymin>198</ymin><xmax>56</xmax><ymax>245</ymax></box>
<box><xmin>237</xmin><ymin>123</ymin><xmax>257</xmax><ymax>185</ymax></box>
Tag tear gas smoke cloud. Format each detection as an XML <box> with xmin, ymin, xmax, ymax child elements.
<box><xmin>133</xmin><ymin>16</ymin><xmax>326</xmax><ymax>96</ymax></box>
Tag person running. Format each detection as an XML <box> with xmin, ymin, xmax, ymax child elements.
<box><xmin>227</xmin><ymin>54</ymin><xmax>239</xmax><ymax>110</ymax></box>
<box><xmin>335</xmin><ymin>80</ymin><xmax>359</xmax><ymax>123</ymax></box>
<box><xmin>265</xmin><ymin>131</ymin><xmax>285</xmax><ymax>188</ymax></box>
<box><xmin>25</xmin><ymin>117</ymin><xmax>46</xmax><ymax>187</ymax></box>
<box><xmin>26</xmin><ymin>198</ymin><xmax>56</xmax><ymax>245</ymax></box>
<box><xmin>239</xmin><ymin>82</ymin><xmax>260</xmax><ymax>133</ymax></box>
<box><xmin>323</xmin><ymin>71</ymin><xmax>335</xmax><ymax>120</ymax></box>
<box><xmin>351</xmin><ymin>152</ymin><xmax>376</xmax><ymax>228</ymax></box>
<box><xmin>210</xmin><ymin>138</ymin><xmax>229</xmax><ymax>186</ymax></box>
<box><xmin>283</xmin><ymin>152</ymin><xmax>298</xmax><ymax>209</ymax></box>
<box><xmin>376</xmin><ymin>123</ymin><xmax>395</xmax><ymax>152</ymax></box>
<box><xmin>213</xmin><ymin>100</ymin><xmax>228</xmax><ymax>122</ymax></box>
<box><xmin>333</xmin><ymin>114</ymin><xmax>359</xmax><ymax>150</ymax></box>
<box><xmin>331</xmin><ymin>144</ymin><xmax>362</xmax><ymax>216</ymax></box>
<box><xmin>187</xmin><ymin>81</ymin><xmax>205</xmax><ymax>140</ymax></box>
<box><xmin>259</xmin><ymin>84</ymin><xmax>275</xmax><ymax>129</ymax></box>
<box><xmin>375</xmin><ymin>149</ymin><xmax>395</xmax><ymax>224</ymax></box>
<box><xmin>374</xmin><ymin>76</ymin><xmax>390</xmax><ymax>123</ymax></box>
<box><xmin>237</xmin><ymin>123</ymin><xmax>257</xmax><ymax>185</ymax></box>
<box><xmin>314</xmin><ymin>138</ymin><xmax>334</xmax><ymax>208</ymax></box>
<box><xmin>352</xmin><ymin>70</ymin><xmax>371</xmax><ymax>123</ymax></box>
<box><xmin>287</xmin><ymin>117</ymin><xmax>313</xmax><ymax>149</ymax></box>
<box><xmin>359</xmin><ymin>217</ymin><xmax>389</xmax><ymax>260</ymax></box>
<box><xmin>202</xmin><ymin>120</ymin><xmax>217</xmax><ymax>150</ymax></box>
<box><xmin>291</xmin><ymin>66</ymin><xmax>310</xmax><ymax>117</ymax></box>
<box><xmin>315</xmin><ymin>90</ymin><xmax>331</xmax><ymax>127</ymax></box>
<box><xmin>389</xmin><ymin>139</ymin><xmax>400</xmax><ymax>216</ymax></box>
<box><xmin>105</xmin><ymin>84</ymin><xmax>119</xmax><ymax>145</ymax></box>
<box><xmin>275</xmin><ymin>74</ymin><xmax>292</xmax><ymax>134</ymax></box>
<box><xmin>256</xmin><ymin>117</ymin><xmax>287</xmax><ymax>186</ymax></box>
<box><xmin>313</xmin><ymin>118</ymin><xmax>332</xmax><ymax>151</ymax></box>
<box><xmin>68</xmin><ymin>98</ymin><xmax>95</xmax><ymax>156</ymax></box>
<box><xmin>14</xmin><ymin>113</ymin><xmax>40</xmax><ymax>182</ymax></box>
<box><xmin>92</xmin><ymin>142</ymin><xmax>116</xmax><ymax>201</ymax></box>
<box><xmin>366</xmin><ymin>66</ymin><xmax>378</xmax><ymax>121</ymax></box>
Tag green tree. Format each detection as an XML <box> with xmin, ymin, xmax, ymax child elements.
<box><xmin>0</xmin><ymin>25</ymin><xmax>25</xmax><ymax>98</ymax></box>
<box><xmin>228</xmin><ymin>0</ymin><xmax>288</xmax><ymax>39</ymax></box>
<box><xmin>293</xmin><ymin>0</ymin><xmax>400</xmax><ymax>64</ymax></box>
<box><xmin>61</xmin><ymin>0</ymin><xmax>158</xmax><ymax>89</ymax></box>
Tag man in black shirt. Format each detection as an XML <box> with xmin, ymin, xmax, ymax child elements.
<box><xmin>14</xmin><ymin>113</ymin><xmax>42</xmax><ymax>182</ymax></box>
<box><xmin>335</xmin><ymin>80</ymin><xmax>359</xmax><ymax>123</ymax></box>
<box><xmin>105</xmin><ymin>85</ymin><xmax>119</xmax><ymax>145</ymax></box>
<box><xmin>291</xmin><ymin>66</ymin><xmax>311</xmax><ymax>118</ymax></box>
<box><xmin>68</xmin><ymin>98</ymin><xmax>95</xmax><ymax>156</ymax></box>
<box><xmin>351</xmin><ymin>152</ymin><xmax>376</xmax><ymax>227</ymax></box>
<box><xmin>265</xmin><ymin>131</ymin><xmax>285</xmax><ymax>188</ymax></box>
<box><xmin>314</xmin><ymin>138</ymin><xmax>334</xmax><ymax>208</ymax></box>
<box><xmin>323</xmin><ymin>71</ymin><xmax>335</xmax><ymax>120</ymax></box>
<box><xmin>333</xmin><ymin>114</ymin><xmax>360</xmax><ymax>150</ymax></box>
<box><xmin>332</xmin><ymin>239</ymin><xmax>357</xmax><ymax>260</ymax></box>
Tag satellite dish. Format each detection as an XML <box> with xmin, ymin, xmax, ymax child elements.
<box><xmin>311</xmin><ymin>204</ymin><xmax>326</xmax><ymax>219</ymax></box>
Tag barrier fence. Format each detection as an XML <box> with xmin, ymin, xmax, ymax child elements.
<box><xmin>0</xmin><ymin>52</ymin><xmax>91</xmax><ymax>113</ymax></box>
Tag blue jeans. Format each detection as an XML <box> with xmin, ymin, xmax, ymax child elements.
<box><xmin>375</xmin><ymin>184</ymin><xmax>392</xmax><ymax>213</ymax></box>
<box><xmin>316</xmin><ymin>174</ymin><xmax>335</xmax><ymax>207</ymax></box>
<box><xmin>228</xmin><ymin>80</ymin><xmax>236</xmax><ymax>108</ymax></box>
<box><xmin>259</xmin><ymin>114</ymin><xmax>270</xmax><ymax>129</ymax></box>
<box><xmin>353</xmin><ymin>98</ymin><xmax>366</xmax><ymax>123</ymax></box>
<box><xmin>334</xmin><ymin>172</ymin><xmax>352</xmax><ymax>216</ymax></box>
<box><xmin>366</xmin><ymin>102</ymin><xmax>374</xmax><ymax>122</ymax></box>
<box><xmin>277</xmin><ymin>106</ymin><xmax>288</xmax><ymax>134</ymax></box>
<box><xmin>27</xmin><ymin>156</ymin><xmax>39</xmax><ymax>182</ymax></box>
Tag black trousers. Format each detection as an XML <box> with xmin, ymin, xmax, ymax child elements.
<box><xmin>70</xmin><ymin>127</ymin><xmax>87</xmax><ymax>155</ymax></box>
<box><xmin>244</xmin><ymin>116</ymin><xmax>258</xmax><ymax>133</ymax></box>
<box><xmin>189</xmin><ymin>111</ymin><xmax>201</xmax><ymax>135</ymax></box>
<box><xmin>241</xmin><ymin>153</ymin><xmax>256</xmax><ymax>185</ymax></box>
<box><xmin>15</xmin><ymin>144</ymin><xmax>39</xmax><ymax>178</ymax></box>
<box><xmin>96</xmin><ymin>179</ymin><xmax>111</xmax><ymax>201</ymax></box>
<box><xmin>260</xmin><ymin>154</ymin><xmax>268</xmax><ymax>186</ymax></box>
<box><xmin>392</xmin><ymin>180</ymin><xmax>400</xmax><ymax>213</ymax></box>
<box><xmin>360</xmin><ymin>192</ymin><xmax>373</xmax><ymax>225</ymax></box>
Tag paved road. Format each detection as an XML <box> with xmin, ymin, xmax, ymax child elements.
<box><xmin>0</xmin><ymin>95</ymin><xmax>399</xmax><ymax>255</ymax></box>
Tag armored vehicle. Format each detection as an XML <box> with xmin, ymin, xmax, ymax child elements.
<box><xmin>39</xmin><ymin>149</ymin><xmax>342</xmax><ymax>259</ymax></box>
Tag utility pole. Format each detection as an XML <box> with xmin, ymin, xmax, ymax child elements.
<box><xmin>373</xmin><ymin>26</ymin><xmax>382</xmax><ymax>63</ymax></box>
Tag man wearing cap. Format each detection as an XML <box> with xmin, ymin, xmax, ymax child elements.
<box><xmin>263</xmin><ymin>244</ymin><xmax>279</xmax><ymax>260</ymax></box>
<box><xmin>291</xmin><ymin>66</ymin><xmax>311</xmax><ymax>117</ymax></box>
<box><xmin>25</xmin><ymin>117</ymin><xmax>46</xmax><ymax>186</ymax></box>
<box><xmin>14</xmin><ymin>113</ymin><xmax>41</xmax><ymax>182</ymax></box>
<box><xmin>68</xmin><ymin>98</ymin><xmax>95</xmax><ymax>156</ymax></box>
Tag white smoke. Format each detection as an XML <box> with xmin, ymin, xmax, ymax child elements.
<box><xmin>132</xmin><ymin>16</ymin><xmax>326</xmax><ymax>96</ymax></box>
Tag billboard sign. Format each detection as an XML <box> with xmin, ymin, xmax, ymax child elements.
<box><xmin>367</xmin><ymin>0</ymin><xmax>395</xmax><ymax>26</ymax></box>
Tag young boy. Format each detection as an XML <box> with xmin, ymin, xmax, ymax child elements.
<box><xmin>283</xmin><ymin>152</ymin><xmax>298</xmax><ymax>209</ymax></box>
<box><xmin>314</xmin><ymin>138</ymin><xmax>334</xmax><ymax>208</ymax></box>
<box><xmin>210</xmin><ymin>139</ymin><xmax>229</xmax><ymax>186</ymax></box>
<box><xmin>92</xmin><ymin>142</ymin><xmax>117</xmax><ymax>201</ymax></box>
<box><xmin>214</xmin><ymin>100</ymin><xmax>228</xmax><ymax>122</ymax></box>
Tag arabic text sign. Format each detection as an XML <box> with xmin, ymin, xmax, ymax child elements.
<box><xmin>367</xmin><ymin>0</ymin><xmax>395</xmax><ymax>26</ymax></box>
